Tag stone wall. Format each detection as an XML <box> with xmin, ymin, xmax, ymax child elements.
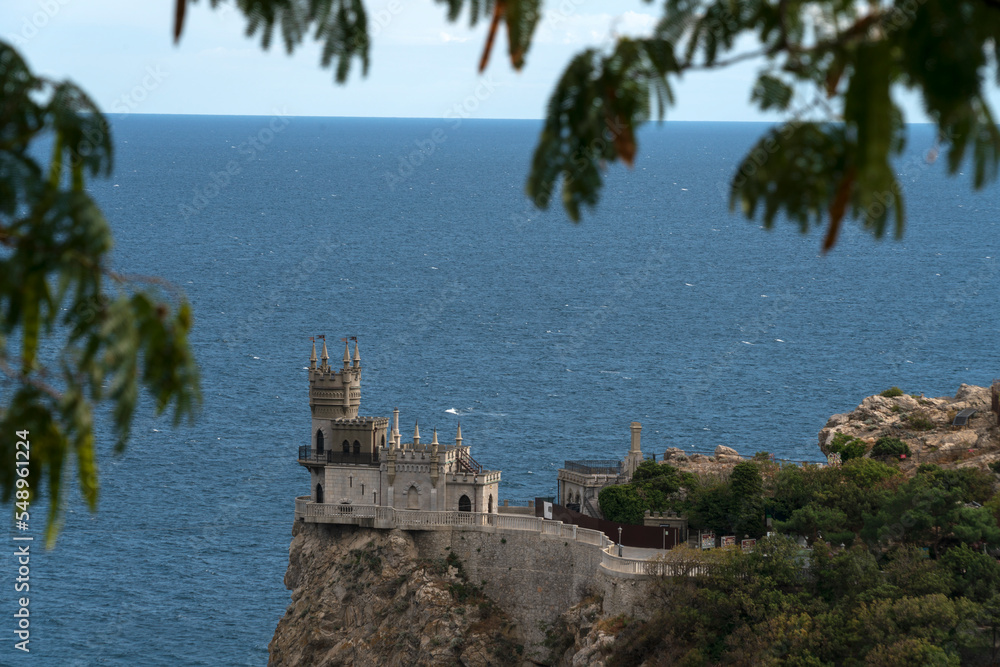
<box><xmin>409</xmin><ymin>527</ymin><xmax>654</xmax><ymax>660</ymax></box>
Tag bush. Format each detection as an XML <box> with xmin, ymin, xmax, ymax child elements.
<box><xmin>903</xmin><ymin>413</ymin><xmax>935</xmax><ymax>431</ymax></box>
<box><xmin>829</xmin><ymin>432</ymin><xmax>867</xmax><ymax>461</ymax></box>
<box><xmin>880</xmin><ymin>386</ymin><xmax>905</xmax><ymax>397</ymax></box>
<box><xmin>871</xmin><ymin>436</ymin><xmax>910</xmax><ymax>459</ymax></box>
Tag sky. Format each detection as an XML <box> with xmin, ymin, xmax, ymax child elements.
<box><xmin>1</xmin><ymin>0</ymin><xmax>791</xmax><ymax>120</ymax></box>
<box><xmin>0</xmin><ymin>0</ymin><xmax>970</xmax><ymax>122</ymax></box>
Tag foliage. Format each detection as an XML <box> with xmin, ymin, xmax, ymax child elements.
<box><xmin>861</xmin><ymin>474</ymin><xmax>1000</xmax><ymax>555</ymax></box>
<box><xmin>598</xmin><ymin>484</ymin><xmax>646</xmax><ymax>525</ymax></box>
<box><xmin>828</xmin><ymin>431</ymin><xmax>868</xmax><ymax>461</ymax></box>
<box><xmin>872</xmin><ymin>436</ymin><xmax>911</xmax><ymax>459</ymax></box>
<box><xmin>880</xmin><ymin>386</ymin><xmax>905</xmax><ymax>397</ymax></box>
<box><xmin>0</xmin><ymin>42</ymin><xmax>200</xmax><ymax>545</ymax></box>
<box><xmin>606</xmin><ymin>454</ymin><xmax>1000</xmax><ymax>666</ymax></box>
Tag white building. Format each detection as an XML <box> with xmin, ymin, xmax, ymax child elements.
<box><xmin>298</xmin><ymin>338</ymin><xmax>501</xmax><ymax>514</ymax></box>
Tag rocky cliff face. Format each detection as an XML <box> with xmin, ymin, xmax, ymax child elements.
<box><xmin>269</xmin><ymin>522</ymin><xmax>522</xmax><ymax>666</ymax></box>
<box><xmin>817</xmin><ymin>383</ymin><xmax>1000</xmax><ymax>471</ymax></box>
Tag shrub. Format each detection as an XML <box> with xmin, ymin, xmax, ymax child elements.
<box><xmin>871</xmin><ymin>436</ymin><xmax>910</xmax><ymax>459</ymax></box>
<box><xmin>880</xmin><ymin>386</ymin><xmax>904</xmax><ymax>397</ymax></box>
<box><xmin>829</xmin><ymin>432</ymin><xmax>867</xmax><ymax>461</ymax></box>
<box><xmin>903</xmin><ymin>413</ymin><xmax>935</xmax><ymax>431</ymax></box>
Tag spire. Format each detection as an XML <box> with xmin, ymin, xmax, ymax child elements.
<box><xmin>343</xmin><ymin>340</ymin><xmax>350</xmax><ymax>368</ymax></box>
<box><xmin>455</xmin><ymin>422</ymin><xmax>463</xmax><ymax>447</ymax></box>
<box><xmin>431</xmin><ymin>428</ymin><xmax>439</xmax><ymax>454</ymax></box>
<box><xmin>310</xmin><ymin>337</ymin><xmax>317</xmax><ymax>369</ymax></box>
<box><xmin>320</xmin><ymin>336</ymin><xmax>329</xmax><ymax>369</ymax></box>
<box><xmin>413</xmin><ymin>420</ymin><xmax>420</xmax><ymax>446</ymax></box>
<box><xmin>353</xmin><ymin>340</ymin><xmax>360</xmax><ymax>367</ymax></box>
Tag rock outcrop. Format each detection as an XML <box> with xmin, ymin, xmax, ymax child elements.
<box><xmin>269</xmin><ymin>522</ymin><xmax>522</xmax><ymax>667</ymax></box>
<box><xmin>817</xmin><ymin>384</ymin><xmax>1000</xmax><ymax>471</ymax></box>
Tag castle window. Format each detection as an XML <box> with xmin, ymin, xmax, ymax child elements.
<box><xmin>315</xmin><ymin>429</ymin><xmax>325</xmax><ymax>455</ymax></box>
<box><xmin>353</xmin><ymin>440</ymin><xmax>361</xmax><ymax>454</ymax></box>
<box><xmin>342</xmin><ymin>440</ymin><xmax>350</xmax><ymax>453</ymax></box>
<box><xmin>407</xmin><ymin>486</ymin><xmax>420</xmax><ymax>510</ymax></box>
<box><xmin>458</xmin><ymin>495</ymin><xmax>471</xmax><ymax>513</ymax></box>
<box><xmin>361</xmin><ymin>484</ymin><xmax>365</xmax><ymax>496</ymax></box>
<box><xmin>381</xmin><ymin>435</ymin><xmax>386</xmax><ymax>448</ymax></box>
<box><xmin>315</xmin><ymin>483</ymin><xmax>324</xmax><ymax>504</ymax></box>
<box><xmin>488</xmin><ymin>494</ymin><xmax>493</xmax><ymax>513</ymax></box>
<box><xmin>373</xmin><ymin>491</ymin><xmax>377</xmax><ymax>504</ymax></box>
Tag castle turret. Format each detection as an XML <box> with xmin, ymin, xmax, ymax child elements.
<box><xmin>309</xmin><ymin>335</ymin><xmax>361</xmax><ymax>420</ymax></box>
<box><xmin>343</xmin><ymin>341</ymin><xmax>350</xmax><ymax>369</ymax></box>
<box><xmin>310</xmin><ymin>338</ymin><xmax>317</xmax><ymax>370</ymax></box>
<box><xmin>353</xmin><ymin>341</ymin><xmax>360</xmax><ymax>368</ymax></box>
<box><xmin>625</xmin><ymin>421</ymin><xmax>644</xmax><ymax>476</ymax></box>
<box><xmin>456</xmin><ymin>422</ymin><xmax>463</xmax><ymax>448</ymax></box>
<box><xmin>413</xmin><ymin>421</ymin><xmax>421</xmax><ymax>446</ymax></box>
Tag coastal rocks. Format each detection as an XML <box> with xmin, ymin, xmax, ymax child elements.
<box><xmin>714</xmin><ymin>445</ymin><xmax>742</xmax><ymax>462</ymax></box>
<box><xmin>663</xmin><ymin>447</ymin><xmax>688</xmax><ymax>462</ymax></box>
<box><xmin>817</xmin><ymin>384</ymin><xmax>999</xmax><ymax>472</ymax></box>
<box><xmin>660</xmin><ymin>446</ymin><xmax>747</xmax><ymax>477</ymax></box>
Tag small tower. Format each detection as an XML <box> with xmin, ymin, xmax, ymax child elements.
<box><xmin>625</xmin><ymin>421</ymin><xmax>644</xmax><ymax>475</ymax></box>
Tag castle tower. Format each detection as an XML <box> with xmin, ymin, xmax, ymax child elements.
<box><xmin>310</xmin><ymin>337</ymin><xmax>361</xmax><ymax>420</ymax></box>
<box><xmin>298</xmin><ymin>340</ymin><xmax>498</xmax><ymax>516</ymax></box>
<box><xmin>625</xmin><ymin>422</ymin><xmax>644</xmax><ymax>476</ymax></box>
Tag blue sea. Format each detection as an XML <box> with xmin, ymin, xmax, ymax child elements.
<box><xmin>4</xmin><ymin>116</ymin><xmax>999</xmax><ymax>665</ymax></box>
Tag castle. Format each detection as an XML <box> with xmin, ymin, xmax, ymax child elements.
<box><xmin>298</xmin><ymin>337</ymin><xmax>501</xmax><ymax>515</ymax></box>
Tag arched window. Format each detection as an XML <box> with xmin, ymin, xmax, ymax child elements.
<box><xmin>353</xmin><ymin>440</ymin><xmax>361</xmax><ymax>454</ymax></box>
<box><xmin>458</xmin><ymin>495</ymin><xmax>471</xmax><ymax>512</ymax></box>
<box><xmin>488</xmin><ymin>494</ymin><xmax>493</xmax><ymax>513</ymax></box>
<box><xmin>315</xmin><ymin>429</ymin><xmax>325</xmax><ymax>455</ymax></box>
<box><xmin>407</xmin><ymin>486</ymin><xmax>420</xmax><ymax>509</ymax></box>
<box><xmin>342</xmin><ymin>440</ymin><xmax>350</xmax><ymax>453</ymax></box>
<box><xmin>315</xmin><ymin>483</ymin><xmax>324</xmax><ymax>504</ymax></box>
<box><xmin>381</xmin><ymin>435</ymin><xmax>386</xmax><ymax>448</ymax></box>
<box><xmin>361</xmin><ymin>484</ymin><xmax>365</xmax><ymax>497</ymax></box>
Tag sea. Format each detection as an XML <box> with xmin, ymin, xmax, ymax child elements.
<box><xmin>3</xmin><ymin>116</ymin><xmax>999</xmax><ymax>665</ymax></box>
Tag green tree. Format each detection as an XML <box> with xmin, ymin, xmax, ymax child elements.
<box><xmin>598</xmin><ymin>484</ymin><xmax>646</xmax><ymax>525</ymax></box>
<box><xmin>0</xmin><ymin>45</ymin><xmax>200</xmax><ymax>545</ymax></box>
<box><xmin>862</xmin><ymin>476</ymin><xmax>1000</xmax><ymax>555</ymax></box>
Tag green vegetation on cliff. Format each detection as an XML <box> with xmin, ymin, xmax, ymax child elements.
<box><xmin>597</xmin><ymin>460</ymin><xmax>1000</xmax><ymax>666</ymax></box>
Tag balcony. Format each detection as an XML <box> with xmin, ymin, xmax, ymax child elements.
<box><xmin>297</xmin><ymin>446</ymin><xmax>380</xmax><ymax>466</ymax></box>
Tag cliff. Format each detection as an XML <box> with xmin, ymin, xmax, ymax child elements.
<box><xmin>268</xmin><ymin>521</ymin><xmax>649</xmax><ymax>666</ymax></box>
<box><xmin>269</xmin><ymin>522</ymin><xmax>523</xmax><ymax>666</ymax></box>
